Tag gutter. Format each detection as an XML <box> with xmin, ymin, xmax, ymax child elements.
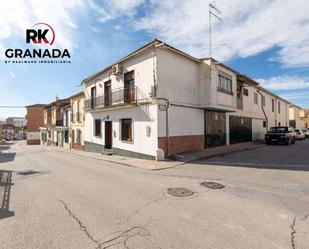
<box><xmin>257</xmin><ymin>88</ymin><xmax>268</xmax><ymax>131</ymax></box>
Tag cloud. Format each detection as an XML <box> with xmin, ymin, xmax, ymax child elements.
<box><xmin>0</xmin><ymin>0</ymin><xmax>86</xmax><ymax>53</ymax></box>
<box><xmin>89</xmin><ymin>0</ymin><xmax>144</xmax><ymax>22</ymax></box>
<box><xmin>89</xmin><ymin>0</ymin><xmax>309</xmax><ymax>69</ymax></box>
<box><xmin>257</xmin><ymin>75</ymin><xmax>309</xmax><ymax>91</ymax></box>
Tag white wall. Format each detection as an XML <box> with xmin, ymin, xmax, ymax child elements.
<box><xmin>84</xmin><ymin>105</ymin><xmax>158</xmax><ymax>156</ymax></box>
<box><xmin>156</xmin><ymin>48</ymin><xmax>204</xmax><ymax>138</ymax></box>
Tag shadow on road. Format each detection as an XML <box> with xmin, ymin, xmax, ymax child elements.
<box><xmin>0</xmin><ymin>153</ymin><xmax>16</xmax><ymax>164</ymax></box>
<box><xmin>0</xmin><ymin>170</ymin><xmax>15</xmax><ymax>220</ymax></box>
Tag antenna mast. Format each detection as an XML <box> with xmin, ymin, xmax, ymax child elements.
<box><xmin>209</xmin><ymin>1</ymin><xmax>221</xmax><ymax>60</ymax></box>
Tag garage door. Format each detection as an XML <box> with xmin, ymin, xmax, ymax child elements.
<box><xmin>229</xmin><ymin>116</ymin><xmax>252</xmax><ymax>144</ymax></box>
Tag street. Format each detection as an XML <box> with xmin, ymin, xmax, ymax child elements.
<box><xmin>0</xmin><ymin>142</ymin><xmax>309</xmax><ymax>249</ymax></box>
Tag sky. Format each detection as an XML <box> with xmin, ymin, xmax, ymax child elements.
<box><xmin>0</xmin><ymin>0</ymin><xmax>309</xmax><ymax>120</ymax></box>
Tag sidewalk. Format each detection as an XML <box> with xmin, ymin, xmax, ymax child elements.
<box><xmin>47</xmin><ymin>141</ymin><xmax>265</xmax><ymax>170</ymax></box>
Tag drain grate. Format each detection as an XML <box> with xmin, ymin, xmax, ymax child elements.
<box><xmin>200</xmin><ymin>181</ymin><xmax>225</xmax><ymax>189</ymax></box>
<box><xmin>17</xmin><ymin>170</ymin><xmax>40</xmax><ymax>176</ymax></box>
<box><xmin>166</xmin><ymin>187</ymin><xmax>195</xmax><ymax>198</ymax></box>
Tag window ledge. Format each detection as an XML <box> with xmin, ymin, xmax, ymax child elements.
<box><xmin>217</xmin><ymin>87</ymin><xmax>233</xmax><ymax>96</ymax></box>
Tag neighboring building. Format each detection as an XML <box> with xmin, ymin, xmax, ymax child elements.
<box><xmin>26</xmin><ymin>104</ymin><xmax>46</xmax><ymax>145</ymax></box>
<box><xmin>289</xmin><ymin>105</ymin><xmax>305</xmax><ymax>128</ymax></box>
<box><xmin>303</xmin><ymin>109</ymin><xmax>309</xmax><ymax>128</ymax></box>
<box><xmin>1</xmin><ymin>124</ymin><xmax>17</xmax><ymax>140</ymax></box>
<box><xmin>70</xmin><ymin>92</ymin><xmax>85</xmax><ymax>151</ymax></box>
<box><xmin>60</xmin><ymin>104</ymin><xmax>72</xmax><ymax>149</ymax></box>
<box><xmin>82</xmin><ymin>39</ymin><xmax>300</xmax><ymax>160</ymax></box>
<box><xmin>40</xmin><ymin>98</ymin><xmax>70</xmax><ymax>147</ymax></box>
<box><xmin>6</xmin><ymin>117</ymin><xmax>27</xmax><ymax>128</ymax></box>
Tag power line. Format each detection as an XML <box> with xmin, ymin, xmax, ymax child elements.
<box><xmin>0</xmin><ymin>106</ymin><xmax>26</xmax><ymax>108</ymax></box>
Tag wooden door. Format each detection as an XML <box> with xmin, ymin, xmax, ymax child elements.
<box><xmin>124</xmin><ymin>71</ymin><xmax>135</xmax><ymax>103</ymax></box>
<box><xmin>91</xmin><ymin>86</ymin><xmax>96</xmax><ymax>109</ymax></box>
<box><xmin>104</xmin><ymin>121</ymin><xmax>112</xmax><ymax>149</ymax></box>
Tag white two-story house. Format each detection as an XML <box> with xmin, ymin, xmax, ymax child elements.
<box><xmin>82</xmin><ymin>39</ymin><xmax>298</xmax><ymax>160</ymax></box>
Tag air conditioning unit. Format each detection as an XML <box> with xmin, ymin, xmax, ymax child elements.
<box><xmin>112</xmin><ymin>64</ymin><xmax>122</xmax><ymax>75</ymax></box>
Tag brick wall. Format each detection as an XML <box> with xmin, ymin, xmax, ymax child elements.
<box><xmin>158</xmin><ymin>135</ymin><xmax>204</xmax><ymax>156</ymax></box>
<box><xmin>27</xmin><ymin>106</ymin><xmax>45</xmax><ymax>132</ymax></box>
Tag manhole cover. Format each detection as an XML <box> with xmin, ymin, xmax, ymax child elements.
<box><xmin>200</xmin><ymin>181</ymin><xmax>225</xmax><ymax>189</ymax></box>
<box><xmin>166</xmin><ymin>187</ymin><xmax>194</xmax><ymax>198</ymax></box>
<box><xmin>17</xmin><ymin>170</ymin><xmax>40</xmax><ymax>176</ymax></box>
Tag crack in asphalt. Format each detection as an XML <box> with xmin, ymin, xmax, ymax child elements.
<box><xmin>290</xmin><ymin>214</ymin><xmax>308</xmax><ymax>249</ymax></box>
<box><xmin>57</xmin><ymin>199</ymin><xmax>158</xmax><ymax>249</ymax></box>
<box><xmin>290</xmin><ymin>217</ymin><xmax>296</xmax><ymax>249</ymax></box>
<box><xmin>126</xmin><ymin>197</ymin><xmax>165</xmax><ymax>222</ymax></box>
<box><xmin>57</xmin><ymin>199</ymin><xmax>100</xmax><ymax>245</ymax></box>
<box><xmin>97</xmin><ymin>226</ymin><xmax>150</xmax><ymax>249</ymax></box>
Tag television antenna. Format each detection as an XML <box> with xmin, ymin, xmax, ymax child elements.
<box><xmin>209</xmin><ymin>1</ymin><xmax>221</xmax><ymax>60</ymax></box>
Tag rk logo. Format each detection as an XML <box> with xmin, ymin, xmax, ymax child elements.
<box><xmin>26</xmin><ymin>23</ymin><xmax>55</xmax><ymax>45</ymax></box>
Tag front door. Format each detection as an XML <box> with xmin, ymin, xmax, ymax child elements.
<box><xmin>104</xmin><ymin>121</ymin><xmax>112</xmax><ymax>149</ymax></box>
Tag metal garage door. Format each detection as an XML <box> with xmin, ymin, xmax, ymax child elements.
<box><xmin>229</xmin><ymin>116</ymin><xmax>252</xmax><ymax>144</ymax></box>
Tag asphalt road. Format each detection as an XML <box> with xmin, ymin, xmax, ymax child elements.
<box><xmin>201</xmin><ymin>139</ymin><xmax>309</xmax><ymax>171</ymax></box>
<box><xmin>0</xmin><ymin>141</ymin><xmax>308</xmax><ymax>249</ymax></box>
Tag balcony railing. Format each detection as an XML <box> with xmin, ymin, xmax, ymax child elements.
<box><xmin>85</xmin><ymin>86</ymin><xmax>138</xmax><ymax>110</ymax></box>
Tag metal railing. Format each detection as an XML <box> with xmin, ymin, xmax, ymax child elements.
<box><xmin>85</xmin><ymin>85</ymin><xmax>138</xmax><ymax>110</ymax></box>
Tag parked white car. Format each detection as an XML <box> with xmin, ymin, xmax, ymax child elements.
<box><xmin>295</xmin><ymin>128</ymin><xmax>306</xmax><ymax>140</ymax></box>
<box><xmin>301</xmin><ymin>128</ymin><xmax>309</xmax><ymax>138</ymax></box>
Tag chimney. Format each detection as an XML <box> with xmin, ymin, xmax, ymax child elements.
<box><xmin>55</xmin><ymin>95</ymin><xmax>59</xmax><ymax>101</ymax></box>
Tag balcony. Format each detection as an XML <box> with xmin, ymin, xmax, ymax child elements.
<box><xmin>85</xmin><ymin>86</ymin><xmax>139</xmax><ymax>111</ymax></box>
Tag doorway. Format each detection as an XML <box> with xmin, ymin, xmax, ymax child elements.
<box><xmin>104</xmin><ymin>121</ymin><xmax>112</xmax><ymax>149</ymax></box>
<box><xmin>104</xmin><ymin>80</ymin><xmax>111</xmax><ymax>106</ymax></box>
<box><xmin>205</xmin><ymin>110</ymin><xmax>226</xmax><ymax>148</ymax></box>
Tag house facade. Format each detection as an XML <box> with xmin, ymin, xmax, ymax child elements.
<box><xmin>40</xmin><ymin>98</ymin><xmax>70</xmax><ymax>147</ymax></box>
<box><xmin>26</xmin><ymin>104</ymin><xmax>46</xmax><ymax>145</ymax></box>
<box><xmin>70</xmin><ymin>92</ymin><xmax>85</xmax><ymax>151</ymax></box>
<box><xmin>81</xmin><ymin>39</ymin><xmax>297</xmax><ymax>160</ymax></box>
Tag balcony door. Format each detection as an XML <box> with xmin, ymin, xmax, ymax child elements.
<box><xmin>91</xmin><ymin>86</ymin><xmax>96</xmax><ymax>109</ymax></box>
<box><xmin>124</xmin><ymin>71</ymin><xmax>135</xmax><ymax>103</ymax></box>
<box><xmin>104</xmin><ymin>80</ymin><xmax>111</xmax><ymax>106</ymax></box>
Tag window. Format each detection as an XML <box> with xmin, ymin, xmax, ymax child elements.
<box><xmin>94</xmin><ymin>119</ymin><xmax>101</xmax><ymax>137</ymax></box>
<box><xmin>278</xmin><ymin>122</ymin><xmax>281</xmax><ymax>126</ymax></box>
<box><xmin>243</xmin><ymin>88</ymin><xmax>249</xmax><ymax>96</ymax></box>
<box><xmin>263</xmin><ymin>120</ymin><xmax>267</xmax><ymax>128</ymax></box>
<box><xmin>218</xmin><ymin>72</ymin><xmax>233</xmax><ymax>95</ymax></box>
<box><xmin>262</xmin><ymin>95</ymin><xmax>266</xmax><ymax>107</ymax></box>
<box><xmin>254</xmin><ymin>93</ymin><xmax>258</xmax><ymax>105</ymax></box>
<box><xmin>121</xmin><ymin>118</ymin><xmax>132</xmax><ymax>142</ymax></box>
<box><xmin>77</xmin><ymin>100</ymin><xmax>81</xmax><ymax>122</ymax></box>
<box><xmin>272</xmin><ymin>99</ymin><xmax>275</xmax><ymax>112</ymax></box>
<box><xmin>278</xmin><ymin>101</ymin><xmax>281</xmax><ymax>113</ymax></box>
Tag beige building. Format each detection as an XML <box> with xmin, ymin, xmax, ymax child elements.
<box><xmin>289</xmin><ymin>105</ymin><xmax>305</xmax><ymax>128</ymax></box>
<box><xmin>40</xmin><ymin>98</ymin><xmax>70</xmax><ymax>146</ymax></box>
<box><xmin>70</xmin><ymin>92</ymin><xmax>85</xmax><ymax>151</ymax></box>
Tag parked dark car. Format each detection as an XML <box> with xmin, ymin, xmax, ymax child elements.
<box><xmin>265</xmin><ymin>126</ymin><xmax>296</xmax><ymax>145</ymax></box>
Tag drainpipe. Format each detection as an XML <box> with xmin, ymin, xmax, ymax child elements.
<box><xmin>156</xmin><ymin>98</ymin><xmax>169</xmax><ymax>157</ymax></box>
<box><xmin>257</xmin><ymin>88</ymin><xmax>268</xmax><ymax>131</ymax></box>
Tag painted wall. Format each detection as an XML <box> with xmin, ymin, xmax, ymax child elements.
<box><xmin>84</xmin><ymin>105</ymin><xmax>157</xmax><ymax>157</ymax></box>
<box><xmin>83</xmin><ymin>47</ymin><xmax>158</xmax><ymax>158</ymax></box>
